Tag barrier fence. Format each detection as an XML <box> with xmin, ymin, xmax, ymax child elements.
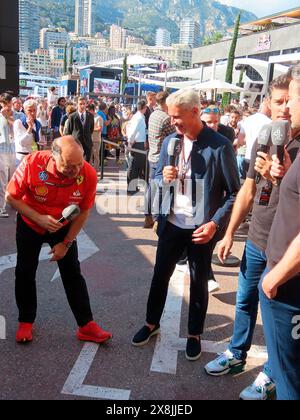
<box><xmin>99</xmin><ymin>139</ymin><xmax>149</xmax><ymax>186</ymax></box>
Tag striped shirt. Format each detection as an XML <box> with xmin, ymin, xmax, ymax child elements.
<box><xmin>148</xmin><ymin>107</ymin><xmax>175</xmax><ymax>164</ymax></box>
<box><xmin>0</xmin><ymin>114</ymin><xmax>15</xmax><ymax>154</ymax></box>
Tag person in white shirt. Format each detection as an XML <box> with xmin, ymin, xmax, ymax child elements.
<box><xmin>127</xmin><ymin>100</ymin><xmax>147</xmax><ymax>193</ymax></box>
<box><xmin>47</xmin><ymin>87</ymin><xmax>57</xmax><ymax>109</ymax></box>
<box><xmin>237</xmin><ymin>99</ymin><xmax>271</xmax><ymax>178</ymax></box>
<box><xmin>37</xmin><ymin>100</ymin><xmax>49</xmax><ymax>128</ymax></box>
<box><xmin>0</xmin><ymin>93</ymin><xmax>16</xmax><ymax>218</ymax></box>
<box><xmin>14</xmin><ymin>100</ymin><xmax>41</xmax><ymax>165</ymax></box>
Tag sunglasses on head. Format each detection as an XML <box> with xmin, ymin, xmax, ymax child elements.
<box><xmin>203</xmin><ymin>107</ymin><xmax>220</xmax><ymax>114</ymax></box>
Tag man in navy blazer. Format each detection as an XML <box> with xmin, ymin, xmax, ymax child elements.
<box><xmin>132</xmin><ymin>90</ymin><xmax>240</xmax><ymax>360</ymax></box>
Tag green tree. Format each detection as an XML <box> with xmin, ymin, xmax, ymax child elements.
<box><xmin>222</xmin><ymin>13</ymin><xmax>241</xmax><ymax>107</ymax></box>
<box><xmin>63</xmin><ymin>44</ymin><xmax>68</xmax><ymax>74</ymax></box>
<box><xmin>68</xmin><ymin>47</ymin><xmax>74</xmax><ymax>74</ymax></box>
<box><xmin>121</xmin><ymin>54</ymin><xmax>128</xmax><ymax>94</ymax></box>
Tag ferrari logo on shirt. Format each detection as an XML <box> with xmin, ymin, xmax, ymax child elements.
<box><xmin>77</xmin><ymin>175</ymin><xmax>84</xmax><ymax>185</ymax></box>
<box><xmin>35</xmin><ymin>186</ymin><xmax>48</xmax><ymax>197</ymax></box>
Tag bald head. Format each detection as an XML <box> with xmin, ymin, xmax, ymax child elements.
<box><xmin>52</xmin><ymin>136</ymin><xmax>84</xmax><ymax>178</ymax></box>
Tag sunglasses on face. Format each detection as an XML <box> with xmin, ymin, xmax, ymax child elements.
<box><xmin>203</xmin><ymin>107</ymin><xmax>220</xmax><ymax>114</ymax></box>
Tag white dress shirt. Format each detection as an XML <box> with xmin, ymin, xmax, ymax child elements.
<box><xmin>127</xmin><ymin>111</ymin><xmax>146</xmax><ymax>145</ymax></box>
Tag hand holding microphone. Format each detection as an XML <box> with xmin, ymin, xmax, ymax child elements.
<box><xmin>163</xmin><ymin>137</ymin><xmax>182</xmax><ymax>184</ymax></box>
<box><xmin>271</xmin><ymin>120</ymin><xmax>290</xmax><ymax>184</ymax></box>
<box><xmin>37</xmin><ymin>205</ymin><xmax>81</xmax><ymax>233</ymax></box>
<box><xmin>255</xmin><ymin>124</ymin><xmax>272</xmax><ymax>184</ymax></box>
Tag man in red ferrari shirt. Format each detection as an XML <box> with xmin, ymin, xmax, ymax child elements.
<box><xmin>5</xmin><ymin>135</ymin><xmax>112</xmax><ymax>344</ymax></box>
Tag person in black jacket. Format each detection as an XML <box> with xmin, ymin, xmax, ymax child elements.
<box><xmin>65</xmin><ymin>97</ymin><xmax>94</xmax><ymax>162</ymax></box>
<box><xmin>132</xmin><ymin>90</ymin><xmax>240</xmax><ymax>361</ymax></box>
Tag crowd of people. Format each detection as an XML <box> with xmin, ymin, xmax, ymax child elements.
<box><xmin>1</xmin><ymin>65</ymin><xmax>300</xmax><ymax>400</ymax></box>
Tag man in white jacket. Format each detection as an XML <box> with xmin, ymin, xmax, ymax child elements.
<box><xmin>14</xmin><ymin>99</ymin><xmax>41</xmax><ymax>165</ymax></box>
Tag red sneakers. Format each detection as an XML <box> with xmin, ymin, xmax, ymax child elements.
<box><xmin>16</xmin><ymin>323</ymin><xmax>33</xmax><ymax>343</ymax></box>
<box><xmin>76</xmin><ymin>321</ymin><xmax>112</xmax><ymax>344</ymax></box>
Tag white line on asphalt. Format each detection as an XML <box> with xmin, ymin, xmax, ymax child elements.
<box><xmin>0</xmin><ymin>247</ymin><xmax>51</xmax><ymax>275</ymax></box>
<box><xmin>0</xmin><ymin>316</ymin><xmax>6</xmax><ymax>340</ymax></box>
<box><xmin>151</xmin><ymin>266</ymin><xmax>187</xmax><ymax>375</ymax></box>
<box><xmin>62</xmin><ymin>343</ymin><xmax>131</xmax><ymax>400</ymax></box>
<box><xmin>50</xmin><ymin>231</ymin><xmax>100</xmax><ymax>282</ymax></box>
<box><xmin>151</xmin><ymin>267</ymin><xmax>267</xmax><ymax>375</ymax></box>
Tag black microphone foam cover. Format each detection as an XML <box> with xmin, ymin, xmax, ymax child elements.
<box><xmin>167</xmin><ymin>137</ymin><xmax>182</xmax><ymax>166</ymax></box>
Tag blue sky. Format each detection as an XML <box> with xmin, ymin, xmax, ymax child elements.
<box><xmin>219</xmin><ymin>0</ymin><xmax>300</xmax><ymax>17</ymax></box>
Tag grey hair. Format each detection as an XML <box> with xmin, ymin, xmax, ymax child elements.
<box><xmin>23</xmin><ymin>99</ymin><xmax>37</xmax><ymax>110</ymax></box>
<box><xmin>291</xmin><ymin>65</ymin><xmax>300</xmax><ymax>82</ymax></box>
<box><xmin>166</xmin><ymin>89</ymin><xmax>200</xmax><ymax>110</ymax></box>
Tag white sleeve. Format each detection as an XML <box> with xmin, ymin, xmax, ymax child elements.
<box><xmin>14</xmin><ymin>120</ymin><xmax>34</xmax><ymax>152</ymax></box>
<box><xmin>127</xmin><ymin>117</ymin><xmax>138</xmax><ymax>145</ymax></box>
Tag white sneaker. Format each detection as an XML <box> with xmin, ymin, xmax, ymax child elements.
<box><xmin>205</xmin><ymin>349</ymin><xmax>246</xmax><ymax>376</ymax></box>
<box><xmin>239</xmin><ymin>372</ymin><xmax>276</xmax><ymax>400</ymax></box>
<box><xmin>208</xmin><ymin>279</ymin><xmax>220</xmax><ymax>293</ymax></box>
<box><xmin>0</xmin><ymin>209</ymin><xmax>9</xmax><ymax>218</ymax></box>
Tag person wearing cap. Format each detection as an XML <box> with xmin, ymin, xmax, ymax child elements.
<box><xmin>5</xmin><ymin>135</ymin><xmax>112</xmax><ymax>344</ymax></box>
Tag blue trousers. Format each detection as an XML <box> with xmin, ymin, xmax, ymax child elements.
<box><xmin>259</xmin><ymin>270</ymin><xmax>300</xmax><ymax>400</ymax></box>
<box><xmin>229</xmin><ymin>240</ymin><xmax>271</xmax><ymax>377</ymax></box>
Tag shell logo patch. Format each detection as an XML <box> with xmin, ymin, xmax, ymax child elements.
<box><xmin>35</xmin><ymin>186</ymin><xmax>48</xmax><ymax>197</ymax></box>
<box><xmin>77</xmin><ymin>175</ymin><xmax>84</xmax><ymax>185</ymax></box>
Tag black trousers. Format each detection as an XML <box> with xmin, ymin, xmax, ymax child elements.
<box><xmin>146</xmin><ymin>222</ymin><xmax>215</xmax><ymax>335</ymax></box>
<box><xmin>127</xmin><ymin>143</ymin><xmax>146</xmax><ymax>189</ymax></box>
<box><xmin>15</xmin><ymin>215</ymin><xmax>93</xmax><ymax>327</ymax></box>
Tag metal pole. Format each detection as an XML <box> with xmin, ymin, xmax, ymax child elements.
<box><xmin>164</xmin><ymin>68</ymin><xmax>168</xmax><ymax>90</ymax></box>
<box><xmin>100</xmin><ymin>139</ymin><xmax>105</xmax><ymax>180</ymax></box>
<box><xmin>145</xmin><ymin>151</ymin><xmax>149</xmax><ymax>186</ymax></box>
<box><xmin>138</xmin><ymin>72</ymin><xmax>142</xmax><ymax>98</ymax></box>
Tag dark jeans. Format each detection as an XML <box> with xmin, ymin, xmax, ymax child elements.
<box><xmin>259</xmin><ymin>270</ymin><xmax>300</xmax><ymax>400</ymax></box>
<box><xmin>145</xmin><ymin>162</ymin><xmax>157</xmax><ymax>217</ymax></box>
<box><xmin>15</xmin><ymin>215</ymin><xmax>93</xmax><ymax>327</ymax></box>
<box><xmin>146</xmin><ymin>222</ymin><xmax>214</xmax><ymax>335</ymax></box>
<box><xmin>84</xmin><ymin>146</ymin><xmax>92</xmax><ymax>163</ymax></box>
<box><xmin>127</xmin><ymin>143</ymin><xmax>146</xmax><ymax>190</ymax></box>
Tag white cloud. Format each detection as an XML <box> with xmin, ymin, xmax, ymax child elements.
<box><xmin>218</xmin><ymin>0</ymin><xmax>300</xmax><ymax>17</ymax></box>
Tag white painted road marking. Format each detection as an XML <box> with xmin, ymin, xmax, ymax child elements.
<box><xmin>151</xmin><ymin>266</ymin><xmax>186</xmax><ymax>375</ymax></box>
<box><xmin>0</xmin><ymin>230</ymin><xmax>100</xmax><ymax>281</ymax></box>
<box><xmin>62</xmin><ymin>343</ymin><xmax>131</xmax><ymax>400</ymax></box>
<box><xmin>0</xmin><ymin>247</ymin><xmax>51</xmax><ymax>275</ymax></box>
<box><xmin>0</xmin><ymin>316</ymin><xmax>6</xmax><ymax>340</ymax></box>
<box><xmin>151</xmin><ymin>267</ymin><xmax>267</xmax><ymax>375</ymax></box>
<box><xmin>50</xmin><ymin>231</ymin><xmax>100</xmax><ymax>282</ymax></box>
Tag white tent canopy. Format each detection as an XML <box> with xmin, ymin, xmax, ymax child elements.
<box><xmin>189</xmin><ymin>79</ymin><xmax>245</xmax><ymax>93</ymax></box>
<box><xmin>81</xmin><ymin>55</ymin><xmax>166</xmax><ymax>69</ymax></box>
<box><xmin>147</xmin><ymin>58</ymin><xmax>288</xmax><ymax>84</ymax></box>
<box><xmin>130</xmin><ymin>75</ymin><xmax>200</xmax><ymax>90</ymax></box>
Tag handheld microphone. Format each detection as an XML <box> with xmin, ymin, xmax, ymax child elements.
<box><xmin>58</xmin><ymin>205</ymin><xmax>80</xmax><ymax>223</ymax></box>
<box><xmin>255</xmin><ymin>124</ymin><xmax>272</xmax><ymax>184</ymax></box>
<box><xmin>271</xmin><ymin>120</ymin><xmax>290</xmax><ymax>184</ymax></box>
<box><xmin>271</xmin><ymin>120</ymin><xmax>290</xmax><ymax>164</ymax></box>
<box><xmin>167</xmin><ymin>137</ymin><xmax>182</xmax><ymax>166</ymax></box>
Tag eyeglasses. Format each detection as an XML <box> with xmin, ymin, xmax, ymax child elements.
<box><xmin>202</xmin><ymin>107</ymin><xmax>220</xmax><ymax>114</ymax></box>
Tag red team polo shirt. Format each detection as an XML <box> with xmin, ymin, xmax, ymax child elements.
<box><xmin>7</xmin><ymin>151</ymin><xmax>98</xmax><ymax>234</ymax></box>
